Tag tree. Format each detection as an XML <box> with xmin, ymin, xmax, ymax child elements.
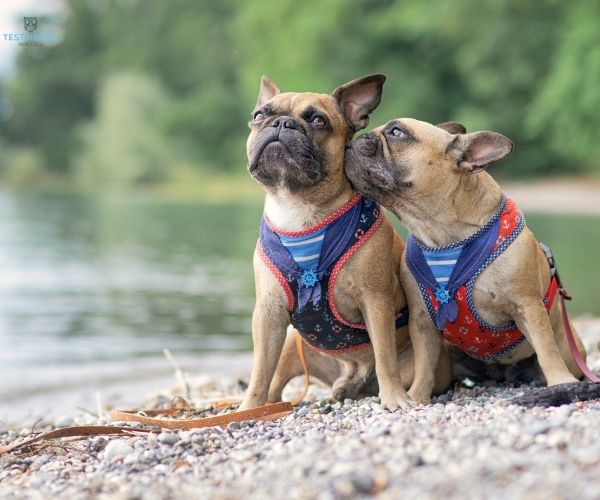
<box><xmin>527</xmin><ymin>0</ymin><xmax>600</xmax><ymax>173</ymax></box>
<box><xmin>75</xmin><ymin>72</ymin><xmax>173</xmax><ymax>189</ymax></box>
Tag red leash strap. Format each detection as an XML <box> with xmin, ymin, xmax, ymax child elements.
<box><xmin>559</xmin><ymin>287</ymin><xmax>600</xmax><ymax>383</ymax></box>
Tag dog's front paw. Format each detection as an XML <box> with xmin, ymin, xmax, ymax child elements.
<box><xmin>407</xmin><ymin>387</ymin><xmax>432</xmax><ymax>404</ymax></box>
<box><xmin>238</xmin><ymin>397</ymin><xmax>264</xmax><ymax>411</ymax></box>
<box><xmin>546</xmin><ymin>374</ymin><xmax>579</xmax><ymax>386</ymax></box>
<box><xmin>380</xmin><ymin>389</ymin><xmax>414</xmax><ymax>411</ymax></box>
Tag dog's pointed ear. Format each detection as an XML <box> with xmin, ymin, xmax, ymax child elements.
<box><xmin>256</xmin><ymin>75</ymin><xmax>280</xmax><ymax>108</ymax></box>
<box><xmin>447</xmin><ymin>131</ymin><xmax>513</xmax><ymax>173</ymax></box>
<box><xmin>436</xmin><ymin>122</ymin><xmax>467</xmax><ymax>134</ymax></box>
<box><xmin>332</xmin><ymin>74</ymin><xmax>386</xmax><ymax>132</ymax></box>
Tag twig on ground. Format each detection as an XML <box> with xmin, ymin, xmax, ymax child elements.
<box><xmin>96</xmin><ymin>392</ymin><xmax>104</xmax><ymax>419</ymax></box>
<box><xmin>163</xmin><ymin>348</ymin><xmax>191</xmax><ymax>398</ymax></box>
<box><xmin>30</xmin><ymin>418</ymin><xmax>44</xmax><ymax>434</ymax></box>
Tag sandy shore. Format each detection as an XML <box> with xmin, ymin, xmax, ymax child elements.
<box><xmin>2</xmin><ymin>317</ymin><xmax>600</xmax><ymax>499</ymax></box>
<box><xmin>504</xmin><ymin>179</ymin><xmax>600</xmax><ymax>215</ymax></box>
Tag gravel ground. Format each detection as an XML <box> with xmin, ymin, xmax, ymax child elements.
<box><xmin>2</xmin><ymin>318</ymin><xmax>600</xmax><ymax>500</ymax></box>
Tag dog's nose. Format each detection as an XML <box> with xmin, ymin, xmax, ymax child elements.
<box><xmin>355</xmin><ymin>134</ymin><xmax>378</xmax><ymax>157</ymax></box>
<box><xmin>270</xmin><ymin>116</ymin><xmax>299</xmax><ymax>130</ymax></box>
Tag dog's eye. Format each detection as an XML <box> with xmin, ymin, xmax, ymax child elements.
<box><xmin>389</xmin><ymin>127</ymin><xmax>407</xmax><ymax>138</ymax></box>
<box><xmin>311</xmin><ymin>116</ymin><xmax>326</xmax><ymax>127</ymax></box>
<box><xmin>253</xmin><ymin>112</ymin><xmax>265</xmax><ymax>122</ymax></box>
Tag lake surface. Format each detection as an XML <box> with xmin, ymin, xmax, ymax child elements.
<box><xmin>1</xmin><ymin>190</ymin><xmax>599</xmax><ymax>423</ymax></box>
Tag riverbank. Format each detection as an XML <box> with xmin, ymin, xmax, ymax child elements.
<box><xmin>6</xmin><ymin>176</ymin><xmax>600</xmax><ymax>210</ymax></box>
<box><xmin>2</xmin><ymin>317</ymin><xmax>600</xmax><ymax>499</ymax></box>
<box><xmin>504</xmin><ymin>178</ymin><xmax>600</xmax><ymax>215</ymax></box>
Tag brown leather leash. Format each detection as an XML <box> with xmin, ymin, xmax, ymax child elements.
<box><xmin>0</xmin><ymin>335</ymin><xmax>312</xmax><ymax>456</ymax></box>
<box><xmin>560</xmin><ymin>287</ymin><xmax>600</xmax><ymax>383</ymax></box>
<box><xmin>290</xmin><ymin>333</ymin><xmax>310</xmax><ymax>406</ymax></box>
<box><xmin>110</xmin><ymin>401</ymin><xmax>293</xmax><ymax>430</ymax></box>
<box><xmin>109</xmin><ymin>334</ymin><xmax>311</xmax><ymax>428</ymax></box>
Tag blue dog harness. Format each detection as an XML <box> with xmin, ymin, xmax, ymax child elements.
<box><xmin>258</xmin><ymin>194</ymin><xmax>409</xmax><ymax>353</ymax></box>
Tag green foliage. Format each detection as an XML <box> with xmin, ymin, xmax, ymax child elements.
<box><xmin>0</xmin><ymin>143</ymin><xmax>44</xmax><ymax>186</ymax></box>
<box><xmin>75</xmin><ymin>72</ymin><xmax>173</xmax><ymax>189</ymax></box>
<box><xmin>527</xmin><ymin>0</ymin><xmax>600</xmax><ymax>169</ymax></box>
<box><xmin>1</xmin><ymin>0</ymin><xmax>599</xmax><ymax>189</ymax></box>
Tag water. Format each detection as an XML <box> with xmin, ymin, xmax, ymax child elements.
<box><xmin>1</xmin><ymin>190</ymin><xmax>599</xmax><ymax>423</ymax></box>
<box><xmin>0</xmin><ymin>190</ymin><xmax>260</xmax><ymax>423</ymax></box>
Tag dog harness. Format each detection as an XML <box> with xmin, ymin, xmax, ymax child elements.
<box><xmin>406</xmin><ymin>195</ymin><xmax>559</xmax><ymax>361</ymax></box>
<box><xmin>258</xmin><ymin>194</ymin><xmax>409</xmax><ymax>353</ymax></box>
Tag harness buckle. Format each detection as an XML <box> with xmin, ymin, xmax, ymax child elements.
<box><xmin>540</xmin><ymin>241</ymin><xmax>568</xmax><ymax>291</ymax></box>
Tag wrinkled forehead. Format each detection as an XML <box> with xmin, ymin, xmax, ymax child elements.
<box><xmin>376</xmin><ymin>118</ymin><xmax>453</xmax><ymax>145</ymax></box>
<box><xmin>262</xmin><ymin>92</ymin><xmax>345</xmax><ymax>127</ymax></box>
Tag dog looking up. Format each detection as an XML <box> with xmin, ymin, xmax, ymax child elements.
<box><xmin>239</xmin><ymin>80</ymin><xmax>451</xmax><ymax>410</ymax></box>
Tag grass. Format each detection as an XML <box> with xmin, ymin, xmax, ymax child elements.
<box><xmin>0</xmin><ymin>163</ymin><xmax>266</xmax><ymax>205</ymax></box>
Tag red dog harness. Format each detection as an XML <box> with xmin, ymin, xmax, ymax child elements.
<box><xmin>406</xmin><ymin>196</ymin><xmax>558</xmax><ymax>361</ymax></box>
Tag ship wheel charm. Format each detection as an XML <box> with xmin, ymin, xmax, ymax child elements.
<box><xmin>300</xmin><ymin>269</ymin><xmax>318</xmax><ymax>287</ymax></box>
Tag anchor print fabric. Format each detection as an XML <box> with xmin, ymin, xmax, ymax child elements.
<box><xmin>258</xmin><ymin>195</ymin><xmax>408</xmax><ymax>353</ymax></box>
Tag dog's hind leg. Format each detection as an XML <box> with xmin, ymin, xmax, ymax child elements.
<box><xmin>331</xmin><ymin>358</ymin><xmax>375</xmax><ymax>402</ymax></box>
<box><xmin>267</xmin><ymin>327</ymin><xmax>342</xmax><ymax>403</ymax></box>
<box><xmin>512</xmin><ymin>298</ymin><xmax>578</xmax><ymax>386</ymax></box>
<box><xmin>550</xmin><ymin>303</ymin><xmax>586</xmax><ymax>379</ymax></box>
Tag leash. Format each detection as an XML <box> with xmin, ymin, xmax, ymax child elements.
<box><xmin>1</xmin><ymin>334</ymin><xmax>313</xmax><ymax>455</ymax></box>
<box><xmin>290</xmin><ymin>333</ymin><xmax>310</xmax><ymax>405</ymax></box>
<box><xmin>540</xmin><ymin>242</ymin><xmax>599</xmax><ymax>382</ymax></box>
<box><xmin>110</xmin><ymin>401</ymin><xmax>293</xmax><ymax>429</ymax></box>
<box><xmin>110</xmin><ymin>333</ymin><xmax>311</xmax><ymax>427</ymax></box>
<box><xmin>559</xmin><ymin>287</ymin><xmax>600</xmax><ymax>383</ymax></box>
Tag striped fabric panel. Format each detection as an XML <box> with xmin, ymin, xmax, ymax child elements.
<box><xmin>422</xmin><ymin>246</ymin><xmax>463</xmax><ymax>287</ymax></box>
<box><xmin>278</xmin><ymin>228</ymin><xmax>326</xmax><ymax>270</ymax></box>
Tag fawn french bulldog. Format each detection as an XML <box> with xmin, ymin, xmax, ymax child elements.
<box><xmin>239</xmin><ymin>79</ymin><xmax>451</xmax><ymax>410</ymax></box>
<box><xmin>345</xmin><ymin>118</ymin><xmax>585</xmax><ymax>403</ymax></box>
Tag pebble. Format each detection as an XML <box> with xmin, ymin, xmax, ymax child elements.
<box><xmin>227</xmin><ymin>421</ymin><xmax>241</xmax><ymax>431</ymax></box>
<box><xmin>103</xmin><ymin>439</ymin><xmax>134</xmax><ymax>461</ymax></box>
<box><xmin>54</xmin><ymin>416</ymin><xmax>74</xmax><ymax>428</ymax></box>
<box><xmin>89</xmin><ymin>437</ymin><xmax>108</xmax><ymax>452</ymax></box>
<box><xmin>123</xmin><ymin>453</ymin><xmax>140</xmax><ymax>465</ymax></box>
<box><xmin>296</xmin><ymin>406</ymin><xmax>310</xmax><ymax>417</ymax></box>
<box><xmin>2</xmin><ymin>322</ymin><xmax>600</xmax><ymax>499</ymax></box>
<box><xmin>158</xmin><ymin>432</ymin><xmax>179</xmax><ymax>445</ymax></box>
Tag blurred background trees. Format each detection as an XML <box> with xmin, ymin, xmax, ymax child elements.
<box><xmin>0</xmin><ymin>0</ymin><xmax>598</xmax><ymax>191</ymax></box>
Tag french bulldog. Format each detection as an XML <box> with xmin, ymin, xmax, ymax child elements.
<box><xmin>345</xmin><ymin>118</ymin><xmax>586</xmax><ymax>403</ymax></box>
<box><xmin>239</xmin><ymin>78</ymin><xmax>451</xmax><ymax>410</ymax></box>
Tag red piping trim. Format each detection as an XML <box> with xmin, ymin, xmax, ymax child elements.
<box><xmin>257</xmin><ymin>242</ymin><xmax>294</xmax><ymax>312</ymax></box>
<box><xmin>264</xmin><ymin>193</ymin><xmax>363</xmax><ymax>237</ymax></box>
<box><xmin>327</xmin><ymin>208</ymin><xmax>384</xmax><ymax>329</ymax></box>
